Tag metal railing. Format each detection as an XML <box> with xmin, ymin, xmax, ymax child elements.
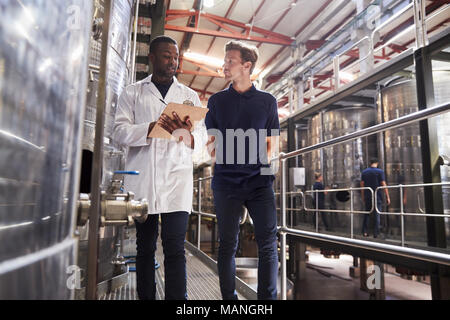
<box><xmin>277</xmin><ymin>100</ymin><xmax>450</xmax><ymax>300</ymax></box>
<box><xmin>326</xmin><ymin>1</ymin><xmax>450</xmax><ymax>98</ymax></box>
<box><xmin>374</xmin><ymin>182</ymin><xmax>450</xmax><ymax>246</ymax></box>
<box><xmin>191</xmin><ymin>175</ymin><xmax>249</xmax><ymax>250</ymax></box>
<box><xmin>275</xmin><ymin>187</ymin><xmax>374</xmax><ymax>238</ymax></box>
<box><xmin>190</xmin><ymin>102</ymin><xmax>450</xmax><ymax>300</ymax></box>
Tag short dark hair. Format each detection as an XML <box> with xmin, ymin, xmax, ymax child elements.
<box><xmin>315</xmin><ymin>172</ymin><xmax>322</xmax><ymax>180</ymax></box>
<box><xmin>150</xmin><ymin>35</ymin><xmax>177</xmax><ymax>53</ymax></box>
<box><xmin>370</xmin><ymin>157</ymin><xmax>379</xmax><ymax>165</ymax></box>
<box><xmin>225</xmin><ymin>40</ymin><xmax>259</xmax><ymax>74</ymax></box>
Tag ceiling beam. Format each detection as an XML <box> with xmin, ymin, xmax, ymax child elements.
<box><xmin>165</xmin><ymin>24</ymin><xmax>293</xmax><ymax>46</ymax></box>
<box><xmin>188</xmin><ymin>0</ymin><xmax>239</xmax><ymax>88</ymax></box>
<box><xmin>256</xmin><ymin>0</ymin><xmax>334</xmax><ymax>80</ymax></box>
<box><xmin>165</xmin><ymin>10</ymin><xmax>293</xmax><ymax>45</ymax></box>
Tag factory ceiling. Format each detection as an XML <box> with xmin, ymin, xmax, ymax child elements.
<box><xmin>137</xmin><ymin>0</ymin><xmax>450</xmax><ymax>117</ymax></box>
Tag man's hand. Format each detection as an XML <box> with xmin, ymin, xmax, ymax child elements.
<box><xmin>147</xmin><ymin>121</ymin><xmax>157</xmax><ymax>138</ymax></box>
<box><xmin>157</xmin><ymin>112</ymin><xmax>194</xmax><ymax>148</ymax></box>
<box><xmin>206</xmin><ymin>135</ymin><xmax>216</xmax><ymax>158</ymax></box>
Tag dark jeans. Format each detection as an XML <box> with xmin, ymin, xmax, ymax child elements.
<box><xmin>135</xmin><ymin>211</ymin><xmax>188</xmax><ymax>300</ymax></box>
<box><xmin>213</xmin><ymin>186</ymin><xmax>278</xmax><ymax>300</ymax></box>
<box><xmin>313</xmin><ymin>202</ymin><xmax>330</xmax><ymax>231</ymax></box>
<box><xmin>362</xmin><ymin>199</ymin><xmax>381</xmax><ymax>237</ymax></box>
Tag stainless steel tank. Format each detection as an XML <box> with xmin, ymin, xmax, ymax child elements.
<box><xmin>76</xmin><ymin>0</ymin><xmax>135</xmax><ymax>293</ymax></box>
<box><xmin>306</xmin><ymin>107</ymin><xmax>377</xmax><ymax>233</ymax></box>
<box><xmin>0</xmin><ymin>0</ymin><xmax>92</xmax><ymax>299</ymax></box>
<box><xmin>381</xmin><ymin>71</ymin><xmax>450</xmax><ymax>245</ymax></box>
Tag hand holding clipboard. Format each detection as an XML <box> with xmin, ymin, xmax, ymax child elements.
<box><xmin>148</xmin><ymin>103</ymin><xmax>209</xmax><ymax>140</ymax></box>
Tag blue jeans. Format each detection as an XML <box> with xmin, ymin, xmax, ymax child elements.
<box><xmin>362</xmin><ymin>199</ymin><xmax>381</xmax><ymax>237</ymax></box>
<box><xmin>135</xmin><ymin>211</ymin><xmax>188</xmax><ymax>300</ymax></box>
<box><xmin>213</xmin><ymin>186</ymin><xmax>278</xmax><ymax>300</ymax></box>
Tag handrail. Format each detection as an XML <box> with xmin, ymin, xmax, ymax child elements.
<box><xmin>371</xmin><ymin>2</ymin><xmax>414</xmax><ymax>48</ymax></box>
<box><xmin>304</xmin><ymin>187</ymin><xmax>374</xmax><ymax>214</ymax></box>
<box><xmin>375</xmin><ymin>182</ymin><xmax>450</xmax><ymax>217</ymax></box>
<box><xmin>279</xmin><ymin>226</ymin><xmax>450</xmax><ymax>266</ymax></box>
<box><xmin>194</xmin><ymin>176</ymin><xmax>213</xmax><ymax>183</ymax></box>
<box><xmin>333</xmin><ymin>36</ymin><xmax>372</xmax><ymax>90</ymax></box>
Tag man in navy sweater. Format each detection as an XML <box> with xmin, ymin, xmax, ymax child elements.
<box><xmin>205</xmin><ymin>41</ymin><xmax>280</xmax><ymax>300</ymax></box>
<box><xmin>360</xmin><ymin>158</ymin><xmax>391</xmax><ymax>238</ymax></box>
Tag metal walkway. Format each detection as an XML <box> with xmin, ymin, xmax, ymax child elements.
<box><xmin>99</xmin><ymin>228</ymin><xmax>247</xmax><ymax>300</ymax></box>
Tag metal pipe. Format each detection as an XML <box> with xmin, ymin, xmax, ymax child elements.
<box><xmin>280</xmin><ymin>157</ymin><xmax>287</xmax><ymax>300</ymax></box>
<box><xmin>191</xmin><ymin>210</ymin><xmax>216</xmax><ymax>219</ymax></box>
<box><xmin>279</xmin><ymin>226</ymin><xmax>450</xmax><ymax>267</ymax></box>
<box><xmin>315</xmin><ymin>190</ymin><xmax>319</xmax><ymax>232</ymax></box>
<box><xmin>86</xmin><ymin>0</ymin><xmax>113</xmax><ymax>301</ymax></box>
<box><xmin>197</xmin><ymin>178</ymin><xmax>202</xmax><ymax>249</ymax></box>
<box><xmin>375</xmin><ymin>182</ymin><xmax>450</xmax><ymax>217</ymax></box>
<box><xmin>304</xmin><ymin>187</ymin><xmax>374</xmax><ymax>214</ymax></box>
<box><xmin>333</xmin><ymin>55</ymin><xmax>340</xmax><ymax>92</ymax></box>
<box><xmin>193</xmin><ymin>176</ymin><xmax>213</xmax><ymax>182</ymax></box>
<box><xmin>400</xmin><ymin>185</ymin><xmax>405</xmax><ymax>246</ymax></box>
<box><xmin>131</xmin><ymin>0</ymin><xmax>140</xmax><ymax>83</ymax></box>
<box><xmin>350</xmin><ymin>187</ymin><xmax>354</xmax><ymax>239</ymax></box>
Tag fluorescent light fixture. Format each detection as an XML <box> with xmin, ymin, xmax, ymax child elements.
<box><xmin>203</xmin><ymin>0</ymin><xmax>214</xmax><ymax>8</ymax></box>
<box><xmin>339</xmin><ymin>71</ymin><xmax>355</xmax><ymax>82</ymax></box>
<box><xmin>183</xmin><ymin>51</ymin><xmax>261</xmax><ymax>75</ymax></box>
<box><xmin>184</xmin><ymin>51</ymin><xmax>223</xmax><ymax>68</ymax></box>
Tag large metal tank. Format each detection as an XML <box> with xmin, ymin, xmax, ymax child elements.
<box><xmin>306</xmin><ymin>107</ymin><xmax>377</xmax><ymax>233</ymax></box>
<box><xmin>0</xmin><ymin>0</ymin><xmax>92</xmax><ymax>299</ymax></box>
<box><xmin>381</xmin><ymin>71</ymin><xmax>450</xmax><ymax>245</ymax></box>
<box><xmin>77</xmin><ymin>0</ymin><xmax>135</xmax><ymax>294</ymax></box>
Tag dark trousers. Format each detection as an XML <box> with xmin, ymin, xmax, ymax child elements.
<box><xmin>213</xmin><ymin>187</ymin><xmax>278</xmax><ymax>300</ymax></box>
<box><xmin>313</xmin><ymin>202</ymin><xmax>330</xmax><ymax>231</ymax></box>
<box><xmin>362</xmin><ymin>199</ymin><xmax>381</xmax><ymax>237</ymax></box>
<box><xmin>135</xmin><ymin>211</ymin><xmax>188</xmax><ymax>300</ymax></box>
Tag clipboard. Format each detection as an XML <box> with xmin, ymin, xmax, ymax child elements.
<box><xmin>148</xmin><ymin>103</ymin><xmax>209</xmax><ymax>140</ymax></box>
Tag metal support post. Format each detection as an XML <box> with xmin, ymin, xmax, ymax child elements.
<box><xmin>86</xmin><ymin>0</ymin><xmax>113</xmax><ymax>301</ymax></box>
<box><xmin>197</xmin><ymin>178</ymin><xmax>202</xmax><ymax>249</ymax></box>
<box><xmin>350</xmin><ymin>188</ymin><xmax>354</xmax><ymax>239</ymax></box>
<box><xmin>415</xmin><ymin>43</ymin><xmax>449</xmax><ymax>300</ymax></box>
<box><xmin>400</xmin><ymin>185</ymin><xmax>405</xmax><ymax>246</ymax></box>
<box><xmin>280</xmin><ymin>156</ymin><xmax>287</xmax><ymax>300</ymax></box>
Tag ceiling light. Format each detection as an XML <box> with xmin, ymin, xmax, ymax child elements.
<box><xmin>203</xmin><ymin>0</ymin><xmax>214</xmax><ymax>8</ymax></box>
<box><xmin>184</xmin><ymin>51</ymin><xmax>223</xmax><ymax>68</ymax></box>
<box><xmin>339</xmin><ymin>71</ymin><xmax>355</xmax><ymax>82</ymax></box>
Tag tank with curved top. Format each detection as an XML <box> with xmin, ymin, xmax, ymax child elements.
<box><xmin>76</xmin><ymin>0</ymin><xmax>136</xmax><ymax>294</ymax></box>
<box><xmin>306</xmin><ymin>107</ymin><xmax>377</xmax><ymax>234</ymax></box>
<box><xmin>381</xmin><ymin>70</ymin><xmax>450</xmax><ymax>246</ymax></box>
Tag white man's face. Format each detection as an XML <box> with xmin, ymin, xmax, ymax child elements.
<box><xmin>223</xmin><ymin>49</ymin><xmax>252</xmax><ymax>81</ymax></box>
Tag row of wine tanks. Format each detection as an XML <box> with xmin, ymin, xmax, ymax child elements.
<box><xmin>301</xmin><ymin>70</ymin><xmax>450</xmax><ymax>246</ymax></box>
<box><xmin>303</xmin><ymin>106</ymin><xmax>376</xmax><ymax>234</ymax></box>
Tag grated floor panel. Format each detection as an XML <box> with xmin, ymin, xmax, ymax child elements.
<box><xmin>99</xmin><ymin>228</ymin><xmax>245</xmax><ymax>300</ymax></box>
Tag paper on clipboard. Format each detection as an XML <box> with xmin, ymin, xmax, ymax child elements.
<box><xmin>148</xmin><ymin>103</ymin><xmax>209</xmax><ymax>140</ymax></box>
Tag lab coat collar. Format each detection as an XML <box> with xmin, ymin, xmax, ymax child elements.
<box><xmin>142</xmin><ymin>74</ymin><xmax>181</xmax><ymax>101</ymax></box>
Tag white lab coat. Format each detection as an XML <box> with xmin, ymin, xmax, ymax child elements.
<box><xmin>112</xmin><ymin>75</ymin><xmax>206</xmax><ymax>215</ymax></box>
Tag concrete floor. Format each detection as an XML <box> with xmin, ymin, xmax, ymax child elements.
<box><xmin>297</xmin><ymin>250</ymin><xmax>432</xmax><ymax>300</ymax></box>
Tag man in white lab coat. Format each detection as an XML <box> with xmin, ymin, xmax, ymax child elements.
<box><xmin>113</xmin><ymin>36</ymin><xmax>206</xmax><ymax>300</ymax></box>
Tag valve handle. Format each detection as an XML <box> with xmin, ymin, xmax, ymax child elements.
<box><xmin>114</xmin><ymin>171</ymin><xmax>139</xmax><ymax>175</ymax></box>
